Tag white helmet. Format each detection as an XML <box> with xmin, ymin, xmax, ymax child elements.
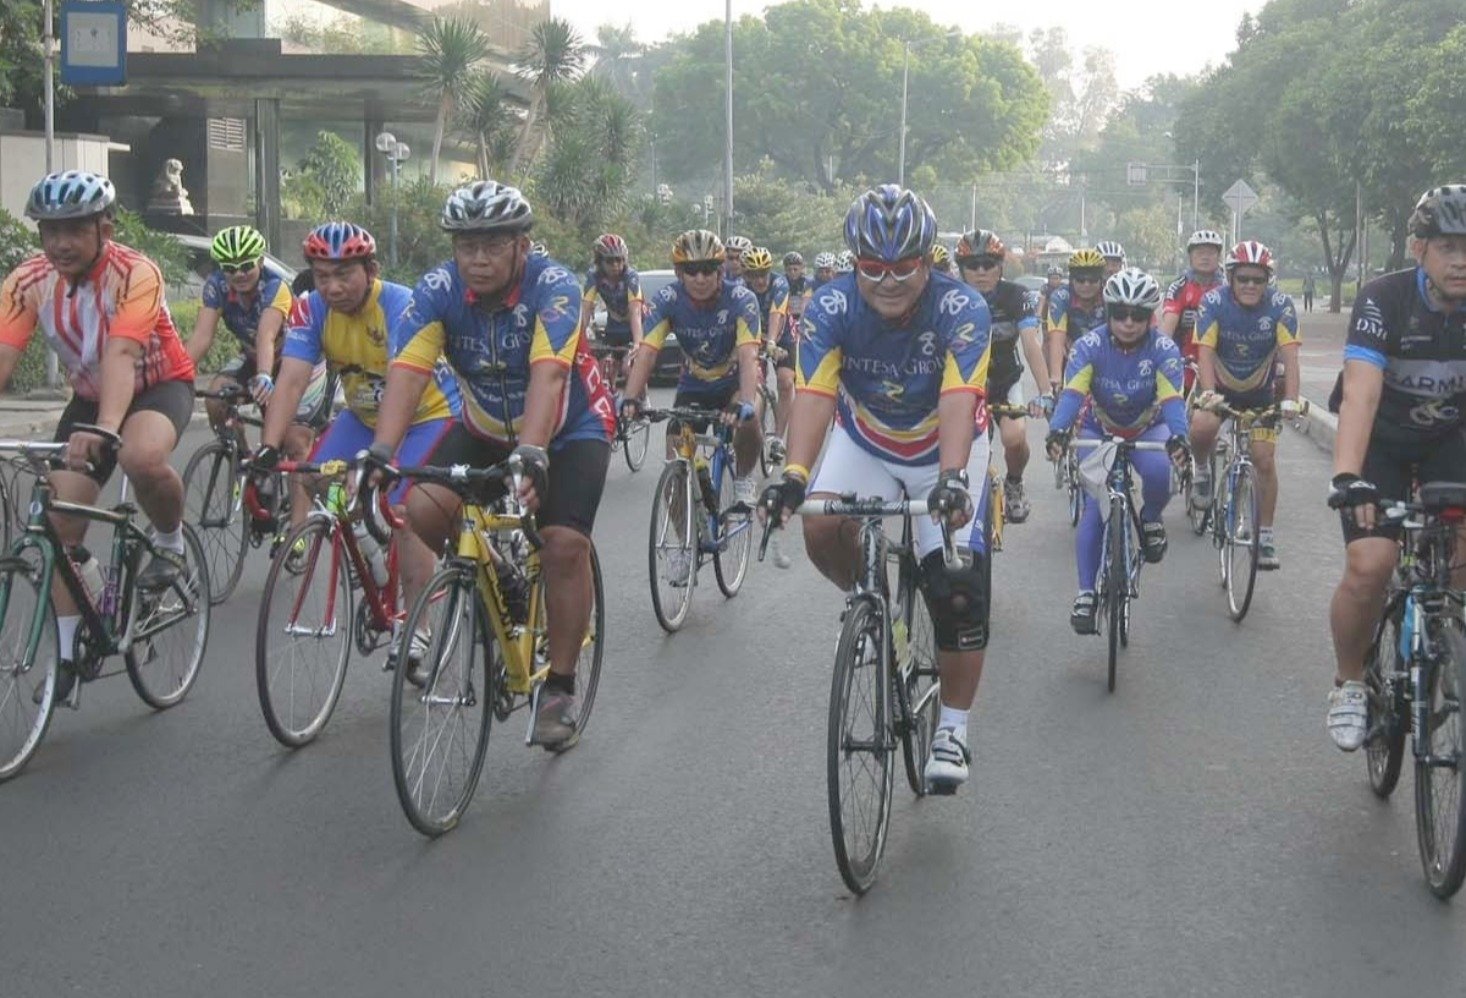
<box><xmin>1103</xmin><ymin>267</ymin><xmax>1163</xmax><ymax>310</ymax></box>
<box><xmin>813</xmin><ymin>251</ymin><xmax>837</xmax><ymax>269</ymax></box>
<box><xmin>1095</xmin><ymin>240</ymin><xmax>1126</xmax><ymax>261</ymax></box>
<box><xmin>1187</xmin><ymin>229</ymin><xmax>1225</xmax><ymax>250</ymax></box>
<box><xmin>834</xmin><ymin>250</ymin><xmax>855</xmax><ymax>273</ymax></box>
<box><xmin>441</xmin><ymin>180</ymin><xmax>534</xmax><ymax>233</ymax></box>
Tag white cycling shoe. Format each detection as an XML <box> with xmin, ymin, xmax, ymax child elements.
<box><xmin>1327</xmin><ymin>680</ymin><xmax>1369</xmax><ymax>752</ymax></box>
<box><xmin>924</xmin><ymin>726</ymin><xmax>971</xmax><ymax>794</ymax></box>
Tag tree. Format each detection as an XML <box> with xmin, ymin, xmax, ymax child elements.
<box><xmin>509</xmin><ymin>17</ymin><xmax>586</xmax><ymax>176</ymax></box>
<box><xmin>461</xmin><ymin>71</ymin><xmax>517</xmax><ymax>178</ymax></box>
<box><xmin>530</xmin><ymin>75</ymin><xmax>643</xmax><ymax>237</ymax></box>
<box><xmin>588</xmin><ymin>23</ymin><xmax>645</xmax><ymax>100</ymax></box>
<box><xmin>417</xmin><ymin>16</ymin><xmax>491</xmax><ymax>184</ymax></box>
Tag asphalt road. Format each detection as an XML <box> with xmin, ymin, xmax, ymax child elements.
<box><xmin>4</xmin><ymin>410</ymin><xmax>1464</xmax><ymax>997</ymax></box>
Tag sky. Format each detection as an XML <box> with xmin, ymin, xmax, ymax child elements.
<box><xmin>551</xmin><ymin>0</ymin><xmax>1270</xmax><ymax>90</ymax></box>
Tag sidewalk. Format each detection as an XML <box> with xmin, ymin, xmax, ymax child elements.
<box><xmin>1292</xmin><ymin>309</ymin><xmax>1347</xmax><ymax>454</ymax></box>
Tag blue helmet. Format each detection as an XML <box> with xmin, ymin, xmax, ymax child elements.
<box><xmin>302</xmin><ymin>221</ymin><xmax>377</xmax><ymax>261</ymax></box>
<box><xmin>25</xmin><ymin>171</ymin><xmax>117</xmax><ymax>221</ymax></box>
<box><xmin>843</xmin><ymin>184</ymin><xmax>936</xmax><ymax>263</ymax></box>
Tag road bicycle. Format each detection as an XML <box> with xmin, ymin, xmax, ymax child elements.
<box><xmin>384</xmin><ymin>456</ymin><xmax>605</xmax><ymax>836</ymax></box>
<box><xmin>986</xmin><ymin>403</ymin><xmax>1031</xmax><ymax>552</ymax></box>
<box><xmin>181</xmin><ymin>385</ymin><xmax>291</xmax><ymax>603</ymax></box>
<box><xmin>1050</xmin><ymin>437</ymin><xmax>1082</xmax><ymax>527</ymax></box>
<box><xmin>1075</xmin><ymin>435</ymin><xmax>1169</xmax><ymax>692</ymax></box>
<box><xmin>1363</xmin><ymin>484</ymin><xmax>1466</xmax><ymax>898</ymax></box>
<box><xmin>756</xmin><ymin>345</ymin><xmax>781</xmax><ymax>476</ymax></box>
<box><xmin>0</xmin><ymin>431</ymin><xmax>210</xmax><ymax>781</ymax></box>
<box><xmin>253</xmin><ymin>458</ymin><xmax>405</xmax><ymax>748</ymax></box>
<box><xmin>644</xmin><ymin>406</ymin><xmax>755</xmax><ymax>632</ymax></box>
<box><xmin>590</xmin><ymin>343</ymin><xmax>652</xmax><ymax>473</ymax></box>
<box><xmin>759</xmin><ymin>496</ymin><xmax>948</xmax><ymax>894</ymax></box>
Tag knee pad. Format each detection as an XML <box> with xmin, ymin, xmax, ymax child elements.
<box><xmin>919</xmin><ymin>549</ymin><xmax>989</xmax><ymax>652</ymax></box>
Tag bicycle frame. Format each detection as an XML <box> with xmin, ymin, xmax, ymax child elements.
<box><xmin>668</xmin><ymin>415</ymin><xmax>752</xmax><ymax>553</ymax></box>
<box><xmin>458</xmin><ymin>503</ymin><xmax>546</xmax><ymax>698</ymax></box>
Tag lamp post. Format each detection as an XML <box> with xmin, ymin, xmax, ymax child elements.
<box><xmin>375</xmin><ymin>132</ymin><xmax>410</xmax><ymax>269</ymax></box>
<box><xmin>723</xmin><ymin>0</ymin><xmax>734</xmax><ymax>237</ymax></box>
<box><xmin>896</xmin><ymin>30</ymin><xmax>962</xmax><ymax>187</ymax></box>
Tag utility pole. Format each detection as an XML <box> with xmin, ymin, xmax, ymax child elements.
<box><xmin>897</xmin><ymin>41</ymin><xmax>910</xmax><ymax>186</ymax></box>
<box><xmin>723</xmin><ymin>0</ymin><xmax>734</xmax><ymax>237</ymax></box>
<box><xmin>1192</xmin><ymin>159</ymin><xmax>1200</xmax><ymax>229</ymax></box>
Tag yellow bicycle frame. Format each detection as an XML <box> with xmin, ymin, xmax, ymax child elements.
<box><xmin>456</xmin><ymin>502</ymin><xmax>547</xmax><ymax>697</ymax></box>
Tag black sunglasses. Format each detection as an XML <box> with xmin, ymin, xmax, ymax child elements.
<box><xmin>680</xmin><ymin>261</ymin><xmax>722</xmax><ymax>276</ymax></box>
<box><xmin>959</xmin><ymin>257</ymin><xmax>1001</xmax><ymax>271</ymax></box>
<box><xmin>1232</xmin><ymin>274</ymin><xmax>1269</xmax><ymax>286</ymax></box>
<box><xmin>1107</xmin><ymin>305</ymin><xmax>1154</xmax><ymax>324</ymax></box>
<box><xmin>221</xmin><ymin>260</ymin><xmax>258</xmax><ymax>274</ymax></box>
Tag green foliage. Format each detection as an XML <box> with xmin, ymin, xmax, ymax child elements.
<box><xmin>530</xmin><ymin>76</ymin><xmax>644</xmax><ymax>237</ymax></box>
<box><xmin>510</xmin><ymin>17</ymin><xmax>588</xmax><ymax>175</ymax></box>
<box><xmin>344</xmin><ymin>177</ymin><xmax>454</xmax><ymax>286</ymax></box>
<box><xmin>112</xmin><ymin>208</ymin><xmax>189</xmax><ymax>286</ymax></box>
<box><xmin>0</xmin><ymin>208</ymin><xmax>39</xmax><ymax>276</ymax></box>
<box><xmin>729</xmin><ymin>163</ymin><xmax>850</xmax><ymax>261</ymax></box>
<box><xmin>417</xmin><ymin>16</ymin><xmax>493</xmax><ymax>183</ymax></box>
<box><xmin>295</xmin><ymin>131</ymin><xmax>361</xmax><ymax>217</ymax></box>
<box><xmin>272</xmin><ymin>12</ymin><xmax>405</xmax><ymax>54</ymax></box>
<box><xmin>0</xmin><ymin>0</ymin><xmax>46</xmax><ymax>115</ymax></box>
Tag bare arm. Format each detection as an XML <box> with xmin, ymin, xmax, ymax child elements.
<box><xmin>576</xmin><ymin>299</ymin><xmax>594</xmax><ymax>338</ymax></box>
<box><xmin>785</xmin><ymin>391</ymin><xmax>835</xmax><ymax>480</ymax></box>
<box><xmin>621</xmin><ymin>341</ymin><xmax>659</xmax><ymax>402</ymax></box>
<box><xmin>1018</xmin><ymin>327</ymin><xmax>1048</xmax><ymax>393</ymax></box>
<box><xmin>0</xmin><ymin>343</ymin><xmax>23</xmax><ymax>392</ymax></box>
<box><xmin>519</xmin><ymin>362</ymin><xmax>569</xmax><ymax>449</ymax></box>
<box><xmin>1333</xmin><ymin>360</ymin><xmax>1382</xmax><ymax>478</ymax></box>
<box><xmin>1197</xmin><ymin>344</ymin><xmax>1218</xmax><ymax>392</ymax></box>
<box><xmin>738</xmin><ymin>341</ymin><xmax>760</xmax><ymax>408</ymax></box>
<box><xmin>186</xmin><ymin>306</ymin><xmax>221</xmax><ymax>364</ymax></box>
<box><xmin>629</xmin><ymin>301</ymin><xmax>644</xmax><ymax>347</ymax></box>
<box><xmin>254</xmin><ymin>307</ymin><xmax>285</xmax><ymax>376</ymax></box>
<box><xmin>1157</xmin><ymin>310</ymin><xmax>1180</xmax><ymax>338</ymax></box>
<box><xmin>1279</xmin><ymin>342</ymin><xmax>1301</xmax><ymax>402</ymax></box>
<box><xmin>259</xmin><ymin>358</ymin><xmax>315</xmax><ymax>449</ymax></box>
<box><xmin>96</xmin><ymin>338</ymin><xmax>142</xmax><ymax>433</ymax></box>
<box><xmin>1045</xmin><ymin>331</ymin><xmax>1066</xmax><ymax>393</ymax></box>
<box><xmin>938</xmin><ymin>391</ymin><xmax>979</xmax><ymax>474</ymax></box>
<box><xmin>370</xmin><ymin>365</ymin><xmax>431</xmax><ymax>454</ymax></box>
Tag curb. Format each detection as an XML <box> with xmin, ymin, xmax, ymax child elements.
<box><xmin>1290</xmin><ymin>394</ymin><xmax>1336</xmax><ymax>455</ymax></box>
<box><xmin>0</xmin><ymin>407</ymin><xmax>211</xmax><ymax>442</ymax></box>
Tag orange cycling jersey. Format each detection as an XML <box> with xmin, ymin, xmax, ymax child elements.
<box><xmin>0</xmin><ymin>242</ymin><xmax>195</xmax><ymax>399</ymax></box>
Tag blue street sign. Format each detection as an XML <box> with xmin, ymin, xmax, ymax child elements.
<box><xmin>60</xmin><ymin>1</ymin><xmax>127</xmax><ymax>87</ymax></box>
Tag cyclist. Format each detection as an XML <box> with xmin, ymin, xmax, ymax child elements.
<box><xmin>1096</xmin><ymin>240</ymin><xmax>1127</xmax><ymax>278</ymax></box>
<box><xmin>760</xmin><ymin>184</ymin><xmax>994</xmax><ymax>793</ymax></box>
<box><xmin>956</xmin><ymin>228</ymin><xmax>1048</xmax><ymax>524</ymax></box>
<box><xmin>0</xmin><ymin>171</ymin><xmax>197</xmax><ymax>697</ymax></box>
<box><xmin>252</xmin><ymin>222</ymin><xmax>459</xmax><ymax>667</ymax></box>
<box><xmin>1325</xmin><ymin>184</ymin><xmax>1466</xmax><ymax>752</ymax></box>
<box><xmin>783</xmin><ymin>251</ymin><xmax>813</xmax><ymax>322</ymax></box>
<box><xmin>577</xmin><ymin>232</ymin><xmax>643</xmax><ymax>388</ymax></box>
<box><xmin>373</xmin><ymin>181</ymin><xmax>614</xmax><ymax>751</ymax></box>
<box><xmin>1044</xmin><ymin>248</ymin><xmax>1108</xmax><ymax>395</ymax></box>
<box><xmin>1160</xmin><ymin>229</ymin><xmax>1227</xmax><ymax>394</ymax></box>
<box><xmin>186</xmin><ymin>224</ymin><xmax>334</xmax><ymax>523</ymax></box>
<box><xmin>1188</xmin><ymin>241</ymin><xmax>1302</xmax><ymax>569</ymax></box>
<box><xmin>621</xmin><ymin>229</ymin><xmax>763</xmax><ymax>585</ymax></box>
<box><xmin>1044</xmin><ymin>268</ymin><xmax>1191</xmax><ymax>634</ymax></box>
<box><xmin>742</xmin><ymin>246</ymin><xmax>794</xmax><ymax>463</ymax></box>
<box><xmin>930</xmin><ymin>243</ymin><xmax>954</xmax><ymax>275</ymax></box>
<box><xmin>813</xmin><ymin>251</ymin><xmax>837</xmax><ymax>288</ymax></box>
<box><xmin>723</xmin><ymin>235</ymin><xmax>753</xmax><ymax>284</ymax></box>
<box><xmin>834</xmin><ymin>249</ymin><xmax>856</xmax><ymax>275</ymax></box>
<box><xmin>1039</xmin><ymin>263</ymin><xmax>1064</xmax><ymax>325</ymax></box>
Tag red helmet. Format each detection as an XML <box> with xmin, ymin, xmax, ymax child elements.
<box><xmin>303</xmin><ymin>221</ymin><xmax>376</xmax><ymax>262</ymax></box>
<box><xmin>593</xmin><ymin>233</ymin><xmax>628</xmax><ymax>259</ymax></box>
<box><xmin>1225</xmin><ymin>240</ymin><xmax>1274</xmax><ymax>276</ymax></box>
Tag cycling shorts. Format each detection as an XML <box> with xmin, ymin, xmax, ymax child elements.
<box><xmin>1214</xmin><ymin>385</ymin><xmax>1283</xmax><ymax>445</ymax></box>
<box><xmin>774</xmin><ymin>333</ymin><xmax>797</xmax><ymax>372</ymax></box>
<box><xmin>1343</xmin><ymin>429</ymin><xmax>1466</xmax><ymax>544</ymax></box>
<box><xmin>55</xmin><ymin>379</ymin><xmax>194</xmax><ymax>486</ymax></box>
<box><xmin>309</xmin><ymin>411</ymin><xmax>452</xmax><ymax>506</ymax></box>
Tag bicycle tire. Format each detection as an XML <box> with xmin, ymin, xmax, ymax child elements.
<box><xmin>648</xmin><ymin>461</ymin><xmax>695</xmax><ymax>632</ymax></box>
<box><xmin>623</xmin><ymin>418</ymin><xmax>651</xmax><ymax>473</ymax></box>
<box><xmin>255</xmin><ymin>516</ymin><xmax>353</xmax><ymax>747</ymax></box>
<box><xmin>565</xmin><ymin>542</ymin><xmax>606</xmax><ymax>738</ymax></box>
<box><xmin>1413</xmin><ymin>617</ymin><xmax>1466</xmax><ymax>897</ymax></box>
<box><xmin>713</xmin><ymin>459</ymin><xmax>751</xmax><ymax>598</ymax></box>
<box><xmin>0</xmin><ymin>558</ymin><xmax>58</xmax><ymax>781</ymax></box>
<box><xmin>390</xmin><ymin>562</ymin><xmax>494</xmax><ymax>837</ymax></box>
<box><xmin>827</xmin><ymin>597</ymin><xmax>894</xmax><ymax>895</ymax></box>
<box><xmin>1067</xmin><ymin>451</ymin><xmax>1082</xmax><ymax>528</ymax></box>
<box><xmin>1106</xmin><ymin>499</ymin><xmax>1126</xmax><ymax>693</ymax></box>
<box><xmin>1224</xmin><ymin>464</ymin><xmax>1261</xmax><ymax>622</ymax></box>
<box><xmin>758</xmin><ymin>385</ymin><xmax>777</xmax><ymax>478</ymax></box>
<box><xmin>1365</xmin><ymin>602</ymin><xmax>1407</xmax><ymax>799</ymax></box>
<box><xmin>181</xmin><ymin>439</ymin><xmax>249</xmax><ymax>604</ymax></box>
<box><xmin>989</xmin><ymin>475</ymin><xmax>1005</xmax><ymax>553</ymax></box>
<box><xmin>1186</xmin><ymin>451</ymin><xmax>1213</xmax><ymax>536</ymax></box>
<box><xmin>897</xmin><ymin>564</ymin><xmax>939</xmax><ymax>798</ymax></box>
<box><xmin>125</xmin><ymin>524</ymin><xmax>211</xmax><ymax>709</ymax></box>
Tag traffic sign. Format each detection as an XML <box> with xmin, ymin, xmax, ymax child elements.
<box><xmin>60</xmin><ymin>1</ymin><xmax>127</xmax><ymax>87</ymax></box>
<box><xmin>1222</xmin><ymin>179</ymin><xmax>1259</xmax><ymax>217</ymax></box>
<box><xmin>1126</xmin><ymin>162</ymin><xmax>1147</xmax><ymax>186</ymax></box>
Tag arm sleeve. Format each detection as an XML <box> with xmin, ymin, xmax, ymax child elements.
<box><xmin>262</xmin><ymin>275</ymin><xmax>294</xmax><ymax>316</ymax></box>
<box><xmin>200</xmin><ymin>273</ymin><xmax>226</xmax><ymax>311</ymax></box>
<box><xmin>1156</xmin><ymin>345</ymin><xmax>1189</xmax><ymax>437</ymax></box>
<box><xmin>1196</xmin><ymin>295</ymin><xmax>1221</xmax><ymax>349</ymax></box>
<box><xmin>771</xmin><ymin>279</ymin><xmax>790</xmax><ymax>315</ymax></box>
<box><xmin>1049</xmin><ymin>337</ymin><xmax>1095</xmax><ymax>431</ymax></box>
<box><xmin>108</xmin><ymin>257</ymin><xmax>166</xmax><ymax>342</ymax></box>
<box><xmin>795</xmin><ymin>292</ymin><xmax>843</xmax><ymax>397</ymax></box>
<box><xmin>1343</xmin><ymin>285</ymin><xmax>1389</xmax><ymax>369</ymax></box>
<box><xmin>642</xmin><ymin>289</ymin><xmax>674</xmax><ymax>350</ymax></box>
<box><xmin>528</xmin><ymin>272</ymin><xmax>583</xmax><ymax>368</ymax></box>
<box><xmin>627</xmin><ymin>272</ymin><xmax>642</xmax><ymax>304</ymax></box>
<box><xmin>939</xmin><ymin>300</ymin><xmax>992</xmax><ymax>397</ymax></box>
<box><xmin>1045</xmin><ymin>290</ymin><xmax>1068</xmax><ymax>336</ymax></box>
<box><xmin>734</xmin><ymin>287</ymin><xmax>761</xmax><ymax>346</ymax></box>
<box><xmin>580</xmin><ymin>270</ymin><xmax>599</xmax><ymax>305</ymax></box>
<box><xmin>281</xmin><ymin>294</ymin><xmax>326</xmax><ymax>365</ymax></box>
<box><xmin>0</xmin><ymin>267</ymin><xmax>39</xmax><ymax>351</ymax></box>
<box><xmin>1276</xmin><ymin>296</ymin><xmax>1300</xmax><ymax>347</ymax></box>
<box><xmin>1162</xmin><ymin>277</ymin><xmax>1186</xmax><ymax>315</ymax></box>
<box><xmin>1017</xmin><ymin>289</ymin><xmax>1039</xmax><ymax>332</ymax></box>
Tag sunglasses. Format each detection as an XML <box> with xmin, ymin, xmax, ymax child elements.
<box><xmin>1107</xmin><ymin>305</ymin><xmax>1154</xmax><ymax>324</ymax></box>
<box><xmin>959</xmin><ymin>257</ymin><xmax>1001</xmax><ymax>271</ymax></box>
<box><xmin>1071</xmin><ymin>273</ymin><xmax>1103</xmax><ymax>285</ymax></box>
<box><xmin>680</xmin><ymin>261</ymin><xmax>722</xmax><ymax>277</ymax></box>
<box><xmin>855</xmin><ymin>256</ymin><xmax>924</xmax><ymax>283</ymax></box>
<box><xmin>1232</xmin><ymin>274</ymin><xmax>1269</xmax><ymax>286</ymax></box>
<box><xmin>221</xmin><ymin>260</ymin><xmax>258</xmax><ymax>274</ymax></box>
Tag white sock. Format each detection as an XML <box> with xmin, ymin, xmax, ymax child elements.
<box><xmin>938</xmin><ymin>704</ymin><xmax>969</xmax><ymax>736</ymax></box>
<box><xmin>57</xmin><ymin>614</ymin><xmax>80</xmax><ymax>661</ymax></box>
<box><xmin>154</xmin><ymin>525</ymin><xmax>184</xmax><ymax>554</ymax></box>
<box><xmin>1259</xmin><ymin>526</ymin><xmax>1275</xmax><ymax>543</ymax></box>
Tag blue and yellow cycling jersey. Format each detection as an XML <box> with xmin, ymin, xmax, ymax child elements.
<box><xmin>396</xmin><ymin>254</ymin><xmax>614</xmax><ymax>448</ymax></box>
<box><xmin>283</xmin><ymin>279</ymin><xmax>458</xmax><ymax>429</ymax></box>
<box><xmin>1045</xmin><ymin>285</ymin><xmax>1106</xmax><ymax>343</ymax></box>
<box><xmin>643</xmin><ymin>278</ymin><xmax>762</xmax><ymax>393</ymax></box>
<box><xmin>798</xmin><ymin>272</ymin><xmax>992</xmax><ymax>466</ymax></box>
<box><xmin>1050</xmin><ymin>327</ymin><xmax>1189</xmax><ymax>439</ymax></box>
<box><xmin>201</xmin><ymin>265</ymin><xmax>293</xmax><ymax>354</ymax></box>
<box><xmin>1196</xmin><ymin>286</ymin><xmax>1299</xmax><ymax>395</ymax></box>
<box><xmin>581</xmin><ymin>267</ymin><xmax>642</xmax><ymax>331</ymax></box>
<box><xmin>749</xmin><ymin>274</ymin><xmax>791</xmax><ymax>340</ymax></box>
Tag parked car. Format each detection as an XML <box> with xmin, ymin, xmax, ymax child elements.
<box><xmin>590</xmin><ymin>267</ymin><xmax>683</xmax><ymax>387</ymax></box>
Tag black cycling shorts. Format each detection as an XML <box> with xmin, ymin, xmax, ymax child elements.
<box><xmin>55</xmin><ymin>379</ymin><xmax>195</xmax><ymax>485</ymax></box>
<box><xmin>422</xmin><ymin>423</ymin><xmax>610</xmax><ymax>537</ymax></box>
<box><xmin>774</xmin><ymin>334</ymin><xmax>797</xmax><ymax>372</ymax></box>
<box><xmin>1343</xmin><ymin>428</ymin><xmax>1466</xmax><ymax>543</ymax></box>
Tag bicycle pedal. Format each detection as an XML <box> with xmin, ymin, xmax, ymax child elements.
<box><xmin>925</xmin><ymin>778</ymin><xmax>960</xmax><ymax>797</ymax></box>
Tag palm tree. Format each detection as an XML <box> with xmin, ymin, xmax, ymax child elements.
<box><xmin>461</xmin><ymin>70</ymin><xmax>516</xmax><ymax>178</ymax></box>
<box><xmin>417</xmin><ymin>16</ymin><xmax>491</xmax><ymax>183</ymax></box>
<box><xmin>508</xmin><ymin>17</ymin><xmax>586</xmax><ymax>176</ymax></box>
<box><xmin>588</xmin><ymin>23</ymin><xmax>644</xmax><ymax>99</ymax></box>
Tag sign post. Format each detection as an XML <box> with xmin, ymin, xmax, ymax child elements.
<box><xmin>60</xmin><ymin>1</ymin><xmax>127</xmax><ymax>87</ymax></box>
<box><xmin>1222</xmin><ymin>179</ymin><xmax>1259</xmax><ymax>246</ymax></box>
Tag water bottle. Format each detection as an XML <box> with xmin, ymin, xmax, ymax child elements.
<box><xmin>352</xmin><ymin>519</ymin><xmax>390</xmax><ymax>588</ymax></box>
<box><xmin>495</xmin><ymin>559</ymin><xmax>530</xmax><ymax>624</ymax></box>
<box><xmin>71</xmin><ymin>546</ymin><xmax>105</xmax><ymax>607</ymax></box>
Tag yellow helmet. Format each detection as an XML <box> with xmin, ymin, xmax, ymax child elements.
<box><xmin>672</xmin><ymin>229</ymin><xmax>725</xmax><ymax>265</ymax></box>
<box><xmin>741</xmin><ymin>246</ymin><xmax>775</xmax><ymax>272</ymax></box>
<box><xmin>1069</xmin><ymin>248</ymin><xmax>1106</xmax><ymax>270</ymax></box>
<box><xmin>930</xmin><ymin>244</ymin><xmax>951</xmax><ymax>266</ymax></box>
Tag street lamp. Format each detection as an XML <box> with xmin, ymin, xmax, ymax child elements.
<box><xmin>723</xmin><ymin>0</ymin><xmax>734</xmax><ymax>237</ymax></box>
<box><xmin>374</xmin><ymin>132</ymin><xmax>410</xmax><ymax>269</ymax></box>
<box><xmin>897</xmin><ymin>29</ymin><xmax>962</xmax><ymax>187</ymax></box>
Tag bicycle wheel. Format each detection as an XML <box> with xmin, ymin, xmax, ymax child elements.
<box><xmin>126</xmin><ymin>524</ymin><xmax>211</xmax><ymax>709</ymax></box>
<box><xmin>1223</xmin><ymin>464</ymin><xmax>1261</xmax><ymax>622</ymax></box>
<box><xmin>0</xmin><ymin>558</ymin><xmax>58</xmax><ymax>781</ymax></box>
<box><xmin>828</xmin><ymin>598</ymin><xmax>894</xmax><ymax>895</ymax></box>
<box><xmin>1106</xmin><ymin>500</ymin><xmax>1127</xmax><ymax>693</ymax></box>
<box><xmin>897</xmin><ymin>569</ymin><xmax>939</xmax><ymax>797</ymax></box>
<box><xmin>1067</xmin><ymin>451</ymin><xmax>1082</xmax><ymax>528</ymax></box>
<box><xmin>254</xmin><ymin>516</ymin><xmax>353</xmax><ymax>747</ymax></box>
<box><xmin>181</xmin><ymin>439</ymin><xmax>249</xmax><ymax>605</ymax></box>
<box><xmin>713</xmin><ymin>459</ymin><xmax>752</xmax><ymax>597</ymax></box>
<box><xmin>622</xmin><ymin>417</ymin><xmax>651</xmax><ymax>473</ymax></box>
<box><xmin>758</xmin><ymin>385</ymin><xmax>777</xmax><ymax>477</ymax></box>
<box><xmin>1415</xmin><ymin>617</ymin><xmax>1466</xmax><ymax>898</ymax></box>
<box><xmin>649</xmin><ymin>461</ymin><xmax>695</xmax><ymax>632</ymax></box>
<box><xmin>1186</xmin><ymin>451</ymin><xmax>1213</xmax><ymax>536</ymax></box>
<box><xmin>1365</xmin><ymin>603</ymin><xmax>1407</xmax><ymax>799</ymax></box>
<box><xmin>568</xmin><ymin>542</ymin><xmax>606</xmax><ymax>736</ymax></box>
<box><xmin>390</xmin><ymin>563</ymin><xmax>493</xmax><ymax>837</ymax></box>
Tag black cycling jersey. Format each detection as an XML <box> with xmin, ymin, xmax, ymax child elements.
<box><xmin>1331</xmin><ymin>267</ymin><xmax>1466</xmax><ymax>440</ymax></box>
<box><xmin>983</xmin><ymin>279</ymin><xmax>1040</xmax><ymax>393</ymax></box>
